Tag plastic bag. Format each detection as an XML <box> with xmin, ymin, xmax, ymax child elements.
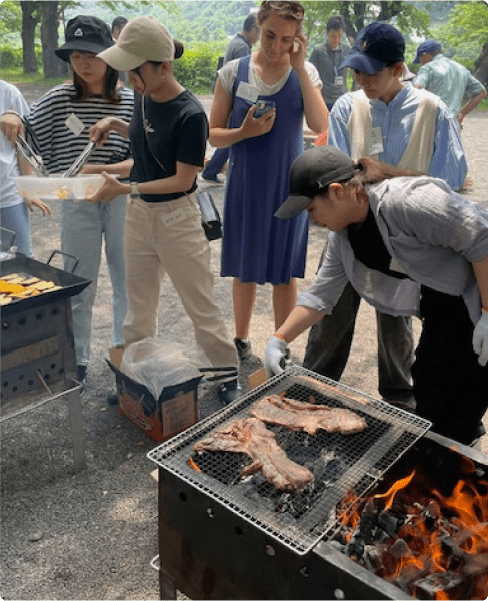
<box><xmin>120</xmin><ymin>338</ymin><xmax>209</xmax><ymax>399</ymax></box>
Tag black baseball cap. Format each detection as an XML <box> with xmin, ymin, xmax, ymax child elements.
<box><xmin>55</xmin><ymin>15</ymin><xmax>114</xmax><ymax>62</ymax></box>
<box><xmin>340</xmin><ymin>22</ymin><xmax>405</xmax><ymax>75</ymax></box>
<box><xmin>275</xmin><ymin>147</ymin><xmax>357</xmax><ymax>220</ymax></box>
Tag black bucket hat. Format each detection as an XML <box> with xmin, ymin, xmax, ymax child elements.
<box><xmin>55</xmin><ymin>15</ymin><xmax>114</xmax><ymax>62</ymax></box>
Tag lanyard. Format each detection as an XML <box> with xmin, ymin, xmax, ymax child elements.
<box><xmin>333</xmin><ymin>46</ymin><xmax>342</xmax><ymax>77</ymax></box>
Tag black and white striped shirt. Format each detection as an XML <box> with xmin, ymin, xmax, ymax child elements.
<box><xmin>25</xmin><ymin>83</ymin><xmax>134</xmax><ymax>176</ymax></box>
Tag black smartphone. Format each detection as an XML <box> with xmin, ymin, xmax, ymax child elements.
<box><xmin>254</xmin><ymin>100</ymin><xmax>276</xmax><ymax>118</ymax></box>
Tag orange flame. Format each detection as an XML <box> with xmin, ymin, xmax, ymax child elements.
<box><xmin>374</xmin><ymin>470</ymin><xmax>416</xmax><ymax>510</ymax></box>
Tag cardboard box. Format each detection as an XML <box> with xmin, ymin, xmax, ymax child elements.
<box><xmin>107</xmin><ymin>359</ymin><xmax>201</xmax><ymax>443</ymax></box>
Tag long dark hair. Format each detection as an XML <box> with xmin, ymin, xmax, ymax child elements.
<box><xmin>326</xmin><ymin>157</ymin><xmax>423</xmax><ymax>202</ymax></box>
<box><xmin>70</xmin><ymin>64</ymin><xmax>122</xmax><ymax>103</ymax></box>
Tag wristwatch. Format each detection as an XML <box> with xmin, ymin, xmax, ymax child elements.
<box><xmin>130</xmin><ymin>182</ymin><xmax>140</xmax><ymax>198</ymax></box>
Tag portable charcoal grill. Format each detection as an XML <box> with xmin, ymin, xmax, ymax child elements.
<box><xmin>149</xmin><ymin>366</ymin><xmax>431</xmax><ymax>557</ymax></box>
<box><xmin>148</xmin><ymin>367</ymin><xmax>488</xmax><ymax>600</ymax></box>
<box><xmin>1</xmin><ymin>252</ymin><xmax>90</xmax><ymax>471</ymax></box>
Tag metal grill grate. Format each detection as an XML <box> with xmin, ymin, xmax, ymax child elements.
<box><xmin>148</xmin><ymin>366</ymin><xmax>431</xmax><ymax>555</ymax></box>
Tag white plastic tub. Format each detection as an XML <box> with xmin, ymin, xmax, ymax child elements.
<box><xmin>15</xmin><ymin>174</ymin><xmax>105</xmax><ymax>201</ymax></box>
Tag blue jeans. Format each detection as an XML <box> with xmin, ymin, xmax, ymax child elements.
<box><xmin>1</xmin><ymin>203</ymin><xmax>33</xmax><ymax>257</ymax></box>
<box><xmin>202</xmin><ymin>147</ymin><xmax>229</xmax><ymax>179</ymax></box>
<box><xmin>61</xmin><ymin>195</ymin><xmax>127</xmax><ymax>366</ymax></box>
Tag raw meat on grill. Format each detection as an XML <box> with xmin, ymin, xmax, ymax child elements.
<box><xmin>193</xmin><ymin>417</ymin><xmax>314</xmax><ymax>492</ymax></box>
<box><xmin>249</xmin><ymin>394</ymin><xmax>367</xmax><ymax>436</ymax></box>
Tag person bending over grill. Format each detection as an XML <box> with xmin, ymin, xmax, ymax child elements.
<box><xmin>87</xmin><ymin>16</ymin><xmax>240</xmax><ymax>405</ymax></box>
<box><xmin>264</xmin><ymin>146</ymin><xmax>488</xmax><ymax>447</ymax></box>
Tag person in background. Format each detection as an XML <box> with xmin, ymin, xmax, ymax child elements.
<box><xmin>1</xmin><ymin>15</ymin><xmax>134</xmax><ymax>391</ymax></box>
<box><xmin>88</xmin><ymin>16</ymin><xmax>240</xmax><ymax>405</ymax></box>
<box><xmin>111</xmin><ymin>16</ymin><xmax>128</xmax><ymax>40</ymax></box>
<box><xmin>201</xmin><ymin>12</ymin><xmax>260</xmax><ymax>184</ymax></box>
<box><xmin>111</xmin><ymin>16</ymin><xmax>129</xmax><ymax>86</ymax></box>
<box><xmin>413</xmin><ymin>39</ymin><xmax>487</xmax><ymax>127</ymax></box>
<box><xmin>209</xmin><ymin>0</ymin><xmax>329</xmax><ymax>364</ymax></box>
<box><xmin>265</xmin><ymin>146</ymin><xmax>488</xmax><ymax>447</ymax></box>
<box><xmin>0</xmin><ymin>79</ymin><xmax>50</xmax><ymax>257</ymax></box>
<box><xmin>303</xmin><ymin>23</ymin><xmax>467</xmax><ymax>411</ymax></box>
<box><xmin>309</xmin><ymin>14</ymin><xmax>352</xmax><ymax>111</ymax></box>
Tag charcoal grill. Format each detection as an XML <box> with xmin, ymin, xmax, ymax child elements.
<box><xmin>149</xmin><ymin>367</ymin><xmax>488</xmax><ymax>600</ymax></box>
<box><xmin>149</xmin><ymin>366</ymin><xmax>431</xmax><ymax>556</ymax></box>
<box><xmin>1</xmin><ymin>252</ymin><xmax>90</xmax><ymax>471</ymax></box>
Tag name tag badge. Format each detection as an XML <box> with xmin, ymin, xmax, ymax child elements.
<box><xmin>367</xmin><ymin>126</ymin><xmax>384</xmax><ymax>155</ymax></box>
<box><xmin>236</xmin><ymin>82</ymin><xmax>260</xmax><ymax>104</ymax></box>
<box><xmin>162</xmin><ymin>208</ymin><xmax>187</xmax><ymax>228</ymax></box>
<box><xmin>334</xmin><ymin>76</ymin><xmax>343</xmax><ymax>87</ymax></box>
<box><xmin>65</xmin><ymin>113</ymin><xmax>85</xmax><ymax>137</ymax></box>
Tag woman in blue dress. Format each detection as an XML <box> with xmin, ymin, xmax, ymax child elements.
<box><xmin>209</xmin><ymin>0</ymin><xmax>329</xmax><ymax>361</ymax></box>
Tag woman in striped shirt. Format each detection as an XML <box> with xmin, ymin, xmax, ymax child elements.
<box><xmin>1</xmin><ymin>15</ymin><xmax>134</xmax><ymax>389</ymax></box>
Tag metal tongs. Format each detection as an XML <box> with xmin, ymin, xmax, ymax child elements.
<box><xmin>16</xmin><ymin>135</ymin><xmax>49</xmax><ymax>177</ymax></box>
<box><xmin>62</xmin><ymin>140</ymin><xmax>97</xmax><ymax>178</ymax></box>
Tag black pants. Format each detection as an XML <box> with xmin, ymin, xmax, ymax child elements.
<box><xmin>412</xmin><ymin>286</ymin><xmax>488</xmax><ymax>445</ymax></box>
<box><xmin>303</xmin><ymin>282</ymin><xmax>415</xmax><ymax>403</ymax></box>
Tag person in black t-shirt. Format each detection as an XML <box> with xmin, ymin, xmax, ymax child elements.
<box><xmin>89</xmin><ymin>16</ymin><xmax>240</xmax><ymax>405</ymax></box>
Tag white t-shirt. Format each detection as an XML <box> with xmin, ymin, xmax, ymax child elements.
<box><xmin>1</xmin><ymin>80</ymin><xmax>30</xmax><ymax>209</ymax></box>
<box><xmin>219</xmin><ymin>55</ymin><xmax>322</xmax><ymax>98</ymax></box>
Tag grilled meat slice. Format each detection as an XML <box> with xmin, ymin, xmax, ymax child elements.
<box><xmin>249</xmin><ymin>394</ymin><xmax>367</xmax><ymax>436</ymax></box>
<box><xmin>193</xmin><ymin>417</ymin><xmax>313</xmax><ymax>492</ymax></box>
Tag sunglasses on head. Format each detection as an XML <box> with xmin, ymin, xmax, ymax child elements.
<box><xmin>261</xmin><ymin>1</ymin><xmax>304</xmax><ymax>18</ymax></box>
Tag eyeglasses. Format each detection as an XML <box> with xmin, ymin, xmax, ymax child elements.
<box><xmin>261</xmin><ymin>1</ymin><xmax>304</xmax><ymax>19</ymax></box>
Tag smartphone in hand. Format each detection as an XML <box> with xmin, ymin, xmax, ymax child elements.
<box><xmin>254</xmin><ymin>100</ymin><xmax>276</xmax><ymax>118</ymax></box>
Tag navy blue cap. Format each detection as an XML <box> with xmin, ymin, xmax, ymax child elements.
<box><xmin>413</xmin><ymin>38</ymin><xmax>442</xmax><ymax>64</ymax></box>
<box><xmin>340</xmin><ymin>22</ymin><xmax>405</xmax><ymax>75</ymax></box>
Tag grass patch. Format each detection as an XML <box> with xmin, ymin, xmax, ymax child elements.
<box><xmin>477</xmin><ymin>97</ymin><xmax>488</xmax><ymax>112</ymax></box>
<box><xmin>0</xmin><ymin>68</ymin><xmax>66</xmax><ymax>86</ymax></box>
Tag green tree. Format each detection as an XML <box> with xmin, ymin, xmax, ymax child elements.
<box><xmin>435</xmin><ymin>1</ymin><xmax>488</xmax><ymax>71</ymax></box>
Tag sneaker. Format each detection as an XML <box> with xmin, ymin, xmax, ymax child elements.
<box><xmin>234</xmin><ymin>338</ymin><xmax>252</xmax><ymax>362</ymax></box>
<box><xmin>107</xmin><ymin>388</ymin><xmax>119</xmax><ymax>406</ymax></box>
<box><xmin>200</xmin><ymin>174</ymin><xmax>224</xmax><ymax>184</ymax></box>
<box><xmin>218</xmin><ymin>379</ymin><xmax>242</xmax><ymax>405</ymax></box>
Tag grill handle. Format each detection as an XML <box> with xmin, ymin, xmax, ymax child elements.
<box><xmin>47</xmin><ymin>250</ymin><xmax>79</xmax><ymax>274</ymax></box>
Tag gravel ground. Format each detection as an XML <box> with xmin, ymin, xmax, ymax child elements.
<box><xmin>1</xmin><ymin>86</ymin><xmax>488</xmax><ymax>601</ymax></box>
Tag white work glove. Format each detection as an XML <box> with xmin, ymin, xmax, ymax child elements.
<box><xmin>264</xmin><ymin>335</ymin><xmax>290</xmax><ymax>378</ymax></box>
<box><xmin>472</xmin><ymin>311</ymin><xmax>488</xmax><ymax>366</ymax></box>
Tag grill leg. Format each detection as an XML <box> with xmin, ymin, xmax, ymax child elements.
<box><xmin>66</xmin><ymin>388</ymin><xmax>87</xmax><ymax>472</ymax></box>
<box><xmin>159</xmin><ymin>565</ymin><xmax>176</xmax><ymax>600</ymax></box>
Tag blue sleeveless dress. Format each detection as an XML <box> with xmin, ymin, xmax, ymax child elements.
<box><xmin>221</xmin><ymin>55</ymin><xmax>309</xmax><ymax>285</ymax></box>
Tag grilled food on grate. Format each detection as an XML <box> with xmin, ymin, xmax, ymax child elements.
<box><xmin>193</xmin><ymin>417</ymin><xmax>314</xmax><ymax>492</ymax></box>
<box><xmin>249</xmin><ymin>393</ymin><xmax>367</xmax><ymax>435</ymax></box>
<box><xmin>0</xmin><ymin>273</ymin><xmax>60</xmax><ymax>304</ymax></box>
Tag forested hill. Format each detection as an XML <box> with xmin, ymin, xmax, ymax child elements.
<box><xmin>71</xmin><ymin>1</ymin><xmax>258</xmax><ymax>45</ymax></box>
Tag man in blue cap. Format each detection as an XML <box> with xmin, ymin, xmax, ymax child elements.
<box><xmin>303</xmin><ymin>22</ymin><xmax>468</xmax><ymax>413</ymax></box>
<box><xmin>413</xmin><ymin>39</ymin><xmax>487</xmax><ymax>127</ymax></box>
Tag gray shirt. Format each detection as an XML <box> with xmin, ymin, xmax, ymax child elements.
<box><xmin>224</xmin><ymin>33</ymin><xmax>252</xmax><ymax>64</ymax></box>
<box><xmin>309</xmin><ymin>41</ymin><xmax>351</xmax><ymax>106</ymax></box>
<box><xmin>298</xmin><ymin>176</ymin><xmax>488</xmax><ymax>325</ymax></box>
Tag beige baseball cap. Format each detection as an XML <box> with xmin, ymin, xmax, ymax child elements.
<box><xmin>97</xmin><ymin>16</ymin><xmax>174</xmax><ymax>71</ymax></box>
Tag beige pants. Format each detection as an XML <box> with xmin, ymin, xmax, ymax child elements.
<box><xmin>123</xmin><ymin>193</ymin><xmax>237</xmax><ymax>370</ymax></box>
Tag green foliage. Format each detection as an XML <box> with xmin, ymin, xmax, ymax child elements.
<box><xmin>434</xmin><ymin>1</ymin><xmax>488</xmax><ymax>70</ymax></box>
<box><xmin>172</xmin><ymin>44</ymin><xmax>221</xmax><ymax>94</ymax></box>
<box><xmin>0</xmin><ymin>45</ymin><xmax>42</xmax><ymax>69</ymax></box>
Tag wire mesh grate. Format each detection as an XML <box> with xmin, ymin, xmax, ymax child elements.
<box><xmin>148</xmin><ymin>366</ymin><xmax>431</xmax><ymax>555</ymax></box>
